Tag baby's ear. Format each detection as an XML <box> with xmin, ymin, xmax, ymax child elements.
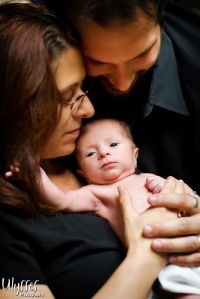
<box><xmin>133</xmin><ymin>147</ymin><xmax>139</xmax><ymax>168</ymax></box>
<box><xmin>133</xmin><ymin>147</ymin><xmax>139</xmax><ymax>160</ymax></box>
<box><xmin>76</xmin><ymin>169</ymin><xmax>86</xmax><ymax>179</ymax></box>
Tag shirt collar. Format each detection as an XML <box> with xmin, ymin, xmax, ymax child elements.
<box><xmin>143</xmin><ymin>30</ymin><xmax>189</xmax><ymax>117</ymax></box>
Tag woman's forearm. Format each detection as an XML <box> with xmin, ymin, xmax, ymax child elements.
<box><xmin>91</xmin><ymin>186</ymin><xmax>168</xmax><ymax>299</ymax></box>
<box><xmin>92</xmin><ymin>248</ymin><xmax>165</xmax><ymax>299</ymax></box>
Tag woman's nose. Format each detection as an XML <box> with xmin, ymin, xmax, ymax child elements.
<box><xmin>72</xmin><ymin>95</ymin><xmax>94</xmax><ymax>119</ymax></box>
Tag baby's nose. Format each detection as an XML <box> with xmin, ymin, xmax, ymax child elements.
<box><xmin>98</xmin><ymin>150</ymin><xmax>110</xmax><ymax>159</ymax></box>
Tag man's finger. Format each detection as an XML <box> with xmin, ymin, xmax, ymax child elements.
<box><xmin>144</xmin><ymin>214</ymin><xmax>200</xmax><ymax>237</ymax></box>
<box><xmin>174</xmin><ymin>179</ymin><xmax>184</xmax><ymax>194</ymax></box>
<box><xmin>151</xmin><ymin>235</ymin><xmax>200</xmax><ymax>253</ymax></box>
<box><xmin>147</xmin><ymin>193</ymin><xmax>200</xmax><ymax>214</ymax></box>
<box><xmin>161</xmin><ymin>176</ymin><xmax>177</xmax><ymax>194</ymax></box>
<box><xmin>169</xmin><ymin>252</ymin><xmax>200</xmax><ymax>266</ymax></box>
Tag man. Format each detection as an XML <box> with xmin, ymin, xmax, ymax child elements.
<box><xmin>43</xmin><ymin>0</ymin><xmax>200</xmax><ymax>269</ymax></box>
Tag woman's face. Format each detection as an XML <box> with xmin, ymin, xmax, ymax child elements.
<box><xmin>42</xmin><ymin>47</ymin><xmax>94</xmax><ymax>159</ymax></box>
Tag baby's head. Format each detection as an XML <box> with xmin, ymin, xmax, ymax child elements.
<box><xmin>75</xmin><ymin>119</ymin><xmax>138</xmax><ymax>184</ymax></box>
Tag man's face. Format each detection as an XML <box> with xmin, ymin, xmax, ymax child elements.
<box><xmin>76</xmin><ymin>12</ymin><xmax>161</xmax><ymax>97</ymax></box>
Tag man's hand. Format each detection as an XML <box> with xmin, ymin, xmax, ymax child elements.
<box><xmin>143</xmin><ymin>177</ymin><xmax>200</xmax><ymax>266</ymax></box>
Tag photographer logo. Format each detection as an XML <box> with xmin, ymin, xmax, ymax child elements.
<box><xmin>2</xmin><ymin>278</ymin><xmax>45</xmax><ymax>297</ymax></box>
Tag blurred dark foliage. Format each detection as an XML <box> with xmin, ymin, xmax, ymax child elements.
<box><xmin>172</xmin><ymin>0</ymin><xmax>200</xmax><ymax>13</ymax></box>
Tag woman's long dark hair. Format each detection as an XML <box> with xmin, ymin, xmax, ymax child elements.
<box><xmin>0</xmin><ymin>3</ymin><xmax>77</xmax><ymax>219</ymax></box>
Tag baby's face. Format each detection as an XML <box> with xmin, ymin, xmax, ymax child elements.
<box><xmin>76</xmin><ymin>121</ymin><xmax>138</xmax><ymax>184</ymax></box>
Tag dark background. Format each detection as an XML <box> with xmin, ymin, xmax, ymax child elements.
<box><xmin>35</xmin><ymin>0</ymin><xmax>200</xmax><ymax>14</ymax></box>
<box><xmin>173</xmin><ymin>0</ymin><xmax>200</xmax><ymax>13</ymax></box>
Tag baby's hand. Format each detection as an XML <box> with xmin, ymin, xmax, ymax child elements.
<box><xmin>146</xmin><ymin>176</ymin><xmax>165</xmax><ymax>194</ymax></box>
<box><xmin>5</xmin><ymin>161</ymin><xmax>20</xmax><ymax>179</ymax></box>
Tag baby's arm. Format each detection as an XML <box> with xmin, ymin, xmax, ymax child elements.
<box><xmin>5</xmin><ymin>165</ymin><xmax>120</xmax><ymax>224</ymax></box>
<box><xmin>40</xmin><ymin>169</ymin><xmax>125</xmax><ymax>238</ymax></box>
<box><xmin>39</xmin><ymin>168</ymin><xmax>100</xmax><ymax>212</ymax></box>
<box><xmin>5</xmin><ymin>165</ymin><xmax>101</xmax><ymax>212</ymax></box>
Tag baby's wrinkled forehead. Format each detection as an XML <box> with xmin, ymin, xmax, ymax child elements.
<box><xmin>76</xmin><ymin>120</ymin><xmax>132</xmax><ymax>152</ymax></box>
<box><xmin>75</xmin><ymin>125</ymin><xmax>98</xmax><ymax>155</ymax></box>
<box><xmin>77</xmin><ymin>121</ymin><xmax>122</xmax><ymax>146</ymax></box>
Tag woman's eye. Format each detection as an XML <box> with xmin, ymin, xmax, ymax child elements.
<box><xmin>110</xmin><ymin>143</ymin><xmax>119</xmax><ymax>147</ymax></box>
<box><xmin>87</xmin><ymin>152</ymin><xmax>95</xmax><ymax>157</ymax></box>
<box><xmin>61</xmin><ymin>90</ymin><xmax>74</xmax><ymax>104</ymax></box>
<box><xmin>62</xmin><ymin>97</ymin><xmax>73</xmax><ymax>105</ymax></box>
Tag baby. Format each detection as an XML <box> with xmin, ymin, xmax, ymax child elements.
<box><xmin>9</xmin><ymin>118</ymin><xmax>200</xmax><ymax>298</ymax></box>
<box><xmin>40</xmin><ymin>118</ymin><xmax>166</xmax><ymax>241</ymax></box>
<box><xmin>39</xmin><ymin>118</ymin><xmax>200</xmax><ymax>299</ymax></box>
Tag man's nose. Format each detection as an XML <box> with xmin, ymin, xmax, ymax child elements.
<box><xmin>109</xmin><ymin>64</ymin><xmax>136</xmax><ymax>91</ymax></box>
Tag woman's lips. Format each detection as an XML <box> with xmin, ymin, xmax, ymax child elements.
<box><xmin>66</xmin><ymin>128</ymin><xmax>80</xmax><ymax>136</ymax></box>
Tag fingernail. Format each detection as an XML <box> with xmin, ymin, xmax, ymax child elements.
<box><xmin>148</xmin><ymin>195</ymin><xmax>157</xmax><ymax>205</ymax></box>
<box><xmin>153</xmin><ymin>240</ymin><xmax>163</xmax><ymax>249</ymax></box>
<box><xmin>143</xmin><ymin>225</ymin><xmax>153</xmax><ymax>236</ymax></box>
<box><xmin>169</xmin><ymin>257</ymin><xmax>177</xmax><ymax>264</ymax></box>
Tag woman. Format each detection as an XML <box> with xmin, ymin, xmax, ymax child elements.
<box><xmin>0</xmin><ymin>3</ymin><xmax>195</xmax><ymax>299</ymax></box>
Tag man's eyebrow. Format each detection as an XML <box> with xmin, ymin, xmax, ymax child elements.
<box><xmin>84</xmin><ymin>56</ymin><xmax>106</xmax><ymax>65</ymax></box>
<box><xmin>84</xmin><ymin>38</ymin><xmax>157</xmax><ymax>66</ymax></box>
<box><xmin>133</xmin><ymin>38</ymin><xmax>157</xmax><ymax>60</ymax></box>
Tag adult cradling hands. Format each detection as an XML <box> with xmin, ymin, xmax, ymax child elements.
<box><xmin>144</xmin><ymin>177</ymin><xmax>200</xmax><ymax>266</ymax></box>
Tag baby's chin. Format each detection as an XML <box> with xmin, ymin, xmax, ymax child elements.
<box><xmin>88</xmin><ymin>178</ymin><xmax>119</xmax><ymax>185</ymax></box>
<box><xmin>88</xmin><ymin>171</ymin><xmax>132</xmax><ymax>185</ymax></box>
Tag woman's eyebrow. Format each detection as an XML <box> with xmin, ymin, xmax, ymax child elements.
<box><xmin>59</xmin><ymin>83</ymin><xmax>79</xmax><ymax>95</ymax></box>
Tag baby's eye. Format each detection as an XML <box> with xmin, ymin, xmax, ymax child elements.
<box><xmin>87</xmin><ymin>152</ymin><xmax>95</xmax><ymax>157</ymax></box>
<box><xmin>110</xmin><ymin>142</ymin><xmax>119</xmax><ymax>147</ymax></box>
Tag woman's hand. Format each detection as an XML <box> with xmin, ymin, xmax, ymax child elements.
<box><xmin>117</xmin><ymin>185</ymin><xmax>173</xmax><ymax>267</ymax></box>
<box><xmin>143</xmin><ymin>177</ymin><xmax>200</xmax><ymax>266</ymax></box>
<box><xmin>92</xmin><ymin>186</ymin><xmax>169</xmax><ymax>299</ymax></box>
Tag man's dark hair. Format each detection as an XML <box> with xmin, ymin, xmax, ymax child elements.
<box><xmin>44</xmin><ymin>0</ymin><xmax>167</xmax><ymax>27</ymax></box>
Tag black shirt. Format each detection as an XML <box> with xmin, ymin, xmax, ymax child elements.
<box><xmin>0</xmin><ymin>209</ymin><xmax>125</xmax><ymax>298</ymax></box>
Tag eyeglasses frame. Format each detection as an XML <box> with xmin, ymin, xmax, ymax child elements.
<box><xmin>62</xmin><ymin>90</ymin><xmax>89</xmax><ymax>111</ymax></box>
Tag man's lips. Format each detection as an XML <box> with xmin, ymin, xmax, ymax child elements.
<box><xmin>101</xmin><ymin>162</ymin><xmax>116</xmax><ymax>169</ymax></box>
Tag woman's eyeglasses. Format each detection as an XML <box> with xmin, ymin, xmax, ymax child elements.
<box><xmin>62</xmin><ymin>90</ymin><xmax>89</xmax><ymax>112</ymax></box>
